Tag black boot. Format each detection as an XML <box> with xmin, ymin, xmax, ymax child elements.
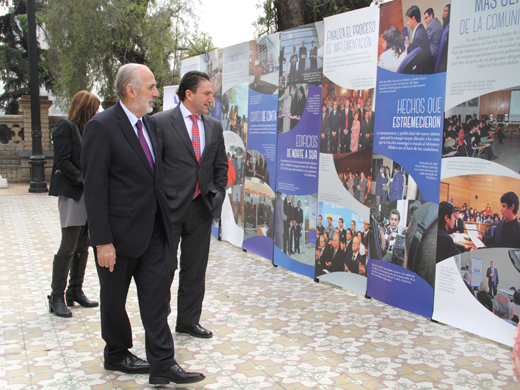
<box><xmin>66</xmin><ymin>252</ymin><xmax>99</xmax><ymax>308</ymax></box>
<box><xmin>48</xmin><ymin>255</ymin><xmax>73</xmax><ymax>318</ymax></box>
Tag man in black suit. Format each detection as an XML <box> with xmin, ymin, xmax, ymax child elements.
<box><xmin>309</xmin><ymin>40</ymin><xmax>318</xmax><ymax>71</ymax></box>
<box><xmin>152</xmin><ymin>71</ymin><xmax>227</xmax><ymax>341</ymax></box>
<box><xmin>82</xmin><ymin>64</ymin><xmax>204</xmax><ymax>385</ymax></box>
<box><xmin>405</xmin><ymin>5</ymin><xmax>434</xmax><ymax>74</ymax></box>
<box><xmin>298</xmin><ymin>40</ymin><xmax>307</xmax><ymax>81</ymax></box>
<box><xmin>448</xmin><ymin>207</ymin><xmax>464</xmax><ymax>234</ymax></box>
<box><xmin>360</xmin><ymin>110</ymin><xmax>373</xmax><ymax>149</ymax></box>
<box><xmin>486</xmin><ymin>261</ymin><xmax>499</xmax><ymax>296</ymax></box>
<box><xmin>329</xmin><ymin>101</ymin><xmax>341</xmax><ymax>153</ymax></box>
<box><xmin>320</xmin><ymin>104</ymin><xmax>329</xmax><ymax>153</ymax></box>
<box><xmin>293</xmin><ymin>200</ymin><xmax>303</xmax><ymax>254</ymax></box>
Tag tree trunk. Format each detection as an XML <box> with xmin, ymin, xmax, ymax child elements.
<box><xmin>276</xmin><ymin>0</ymin><xmax>306</xmax><ymax>31</ymax></box>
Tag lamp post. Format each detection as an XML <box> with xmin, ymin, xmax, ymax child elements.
<box><xmin>27</xmin><ymin>0</ymin><xmax>48</xmax><ymax>193</ymax></box>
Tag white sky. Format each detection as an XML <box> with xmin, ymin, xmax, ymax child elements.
<box><xmin>196</xmin><ymin>0</ymin><xmax>259</xmax><ymax>48</ymax></box>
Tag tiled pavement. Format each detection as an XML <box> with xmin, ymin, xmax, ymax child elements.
<box><xmin>0</xmin><ymin>188</ymin><xmax>518</xmax><ymax>389</ymax></box>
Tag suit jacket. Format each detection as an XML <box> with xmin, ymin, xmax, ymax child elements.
<box><xmin>486</xmin><ymin>267</ymin><xmax>499</xmax><ymax>286</ymax></box>
<box><xmin>152</xmin><ymin>105</ymin><xmax>228</xmax><ymax>223</ymax></box>
<box><xmin>81</xmin><ymin>102</ymin><xmax>173</xmax><ymax>257</ymax></box>
<box><xmin>320</xmin><ymin>112</ymin><xmax>330</xmax><ymax>153</ymax></box>
<box><xmin>407</xmin><ymin>23</ymin><xmax>434</xmax><ymax>74</ymax></box>
<box><xmin>49</xmin><ymin>119</ymin><xmax>84</xmax><ymax>201</ymax></box>
<box><xmin>426</xmin><ymin>17</ymin><xmax>443</xmax><ymax>58</ymax></box>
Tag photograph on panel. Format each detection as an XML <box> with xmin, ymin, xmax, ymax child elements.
<box><xmin>378</xmin><ymin>0</ymin><xmax>450</xmax><ymax>74</ymax></box>
<box><xmin>320</xmin><ymin>79</ymin><xmax>374</xmax><ymax>156</ymax></box>
<box><xmin>249</xmin><ymin>36</ymin><xmax>279</xmax><ymax>95</ymax></box>
<box><xmin>222</xmin><ymin>84</ymin><xmax>249</xmax><ymax>146</ymax></box>
<box><xmin>442</xmin><ymin>89</ymin><xmax>520</xmax><ymax>172</ymax></box>
<box><xmin>244</xmin><ymin>150</ymin><xmax>270</xmax><ymax>186</ymax></box>
<box><xmin>203</xmin><ymin>49</ymin><xmax>223</xmax><ymax>119</ymax></box>
<box><xmin>371</xmin><ymin>154</ymin><xmax>424</xmax><ymax>209</ymax></box>
<box><xmin>315</xmin><ymin>204</ymin><xmax>369</xmax><ymax>277</ymax></box>
<box><xmin>274</xmin><ymin>192</ymin><xmax>318</xmax><ymax>265</ymax></box>
<box><xmin>370</xmin><ymin>199</ymin><xmax>437</xmax><ymax>287</ymax></box>
<box><xmin>243</xmin><ymin>179</ymin><xmax>274</xmax><ymax>241</ymax></box>
<box><xmin>446</xmin><ymin>249</ymin><xmax>520</xmax><ymax>326</ymax></box>
<box><xmin>437</xmin><ymin>174</ymin><xmax>520</xmax><ymax>263</ymax></box>
<box><xmin>279</xmin><ymin>22</ymin><xmax>323</xmax><ymax>90</ymax></box>
<box><xmin>224</xmin><ymin>135</ymin><xmax>246</xmax><ymax>188</ymax></box>
<box><xmin>227</xmin><ymin>184</ymin><xmax>244</xmax><ymax>228</ymax></box>
<box><xmin>277</xmin><ymin>83</ymin><xmax>309</xmax><ymax>133</ymax></box>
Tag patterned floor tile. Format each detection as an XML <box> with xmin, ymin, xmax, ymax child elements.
<box><xmin>0</xmin><ymin>194</ymin><xmax>519</xmax><ymax>389</ymax></box>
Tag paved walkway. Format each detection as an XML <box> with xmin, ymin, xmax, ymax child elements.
<box><xmin>0</xmin><ymin>188</ymin><xmax>517</xmax><ymax>389</ymax></box>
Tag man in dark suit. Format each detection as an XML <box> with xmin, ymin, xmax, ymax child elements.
<box><xmin>82</xmin><ymin>64</ymin><xmax>204</xmax><ymax>385</ymax></box>
<box><xmin>298</xmin><ymin>40</ymin><xmax>307</xmax><ymax>81</ymax></box>
<box><xmin>424</xmin><ymin>8</ymin><xmax>443</xmax><ymax>58</ymax></box>
<box><xmin>341</xmin><ymin>100</ymin><xmax>353</xmax><ymax>153</ymax></box>
<box><xmin>309</xmin><ymin>40</ymin><xmax>318</xmax><ymax>71</ymax></box>
<box><xmin>405</xmin><ymin>5</ymin><xmax>434</xmax><ymax>74</ymax></box>
<box><xmin>486</xmin><ymin>261</ymin><xmax>499</xmax><ymax>296</ymax></box>
<box><xmin>360</xmin><ymin>110</ymin><xmax>373</xmax><ymax>149</ymax></box>
<box><xmin>152</xmin><ymin>71</ymin><xmax>227</xmax><ymax>341</ymax></box>
<box><xmin>448</xmin><ymin>207</ymin><xmax>464</xmax><ymax>234</ymax></box>
<box><xmin>462</xmin><ymin>272</ymin><xmax>475</xmax><ymax>296</ymax></box>
<box><xmin>320</xmin><ymin>104</ymin><xmax>329</xmax><ymax>153</ymax></box>
<box><xmin>329</xmin><ymin>101</ymin><xmax>341</xmax><ymax>154</ymax></box>
<box><xmin>293</xmin><ymin>200</ymin><xmax>303</xmax><ymax>254</ymax></box>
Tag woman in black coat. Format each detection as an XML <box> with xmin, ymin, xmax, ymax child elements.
<box><xmin>48</xmin><ymin>91</ymin><xmax>100</xmax><ymax>317</ymax></box>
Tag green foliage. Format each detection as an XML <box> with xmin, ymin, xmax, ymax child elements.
<box><xmin>254</xmin><ymin>0</ymin><xmax>373</xmax><ymax>36</ymax></box>
<box><xmin>183</xmin><ymin>33</ymin><xmax>216</xmax><ymax>59</ymax></box>
<box><xmin>0</xmin><ymin>0</ymin><xmax>51</xmax><ymax>114</ymax></box>
<box><xmin>45</xmin><ymin>0</ymin><xmax>196</xmax><ymax>110</ymax></box>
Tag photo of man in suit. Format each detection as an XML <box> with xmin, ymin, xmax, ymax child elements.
<box><xmin>423</xmin><ymin>8</ymin><xmax>443</xmax><ymax>58</ymax></box>
<box><xmin>486</xmin><ymin>261</ymin><xmax>499</xmax><ymax>296</ymax></box>
<box><xmin>405</xmin><ymin>5</ymin><xmax>434</xmax><ymax>74</ymax></box>
<box><xmin>82</xmin><ymin>64</ymin><xmax>204</xmax><ymax>385</ymax></box>
<box><xmin>152</xmin><ymin>71</ymin><xmax>227</xmax><ymax>341</ymax></box>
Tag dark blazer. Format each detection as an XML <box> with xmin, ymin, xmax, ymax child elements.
<box><xmin>152</xmin><ymin>105</ymin><xmax>228</xmax><ymax>223</ymax></box>
<box><xmin>407</xmin><ymin>23</ymin><xmax>434</xmax><ymax>74</ymax></box>
<box><xmin>49</xmin><ymin>119</ymin><xmax>84</xmax><ymax>201</ymax></box>
<box><xmin>81</xmin><ymin>102</ymin><xmax>173</xmax><ymax>257</ymax></box>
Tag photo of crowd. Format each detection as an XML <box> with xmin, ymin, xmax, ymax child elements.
<box><xmin>332</xmin><ymin>148</ymin><xmax>373</xmax><ymax>207</ymax></box>
<box><xmin>273</xmin><ymin>193</ymin><xmax>317</xmax><ymax>265</ymax></box>
<box><xmin>378</xmin><ymin>0</ymin><xmax>450</xmax><ymax>74</ymax></box>
<box><xmin>320</xmin><ymin>80</ymin><xmax>374</xmax><ymax>155</ymax></box>
<box><xmin>243</xmin><ymin>180</ymin><xmax>274</xmax><ymax>241</ymax></box>
<box><xmin>315</xmin><ymin>204</ymin><xmax>369</xmax><ymax>277</ymax></box>
<box><xmin>249</xmin><ymin>36</ymin><xmax>279</xmax><ymax>95</ymax></box>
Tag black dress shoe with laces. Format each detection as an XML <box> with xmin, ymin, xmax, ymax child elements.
<box><xmin>149</xmin><ymin>364</ymin><xmax>205</xmax><ymax>385</ymax></box>
<box><xmin>175</xmin><ymin>323</ymin><xmax>213</xmax><ymax>338</ymax></box>
<box><xmin>104</xmin><ymin>354</ymin><xmax>151</xmax><ymax>374</ymax></box>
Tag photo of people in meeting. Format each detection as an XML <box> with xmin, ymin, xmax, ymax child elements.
<box><xmin>244</xmin><ymin>150</ymin><xmax>270</xmax><ymax>186</ymax></box>
<box><xmin>452</xmin><ymin>248</ymin><xmax>520</xmax><ymax>326</ymax></box>
<box><xmin>320</xmin><ymin>80</ymin><xmax>374</xmax><ymax>156</ymax></box>
<box><xmin>243</xmin><ymin>180</ymin><xmax>274</xmax><ymax>241</ymax></box>
<box><xmin>278</xmin><ymin>83</ymin><xmax>308</xmax><ymax>133</ymax></box>
<box><xmin>315</xmin><ymin>203</ymin><xmax>369</xmax><ymax>278</ymax></box>
<box><xmin>437</xmin><ymin>174</ymin><xmax>520</xmax><ymax>262</ymax></box>
<box><xmin>249</xmin><ymin>36</ymin><xmax>279</xmax><ymax>95</ymax></box>
<box><xmin>279</xmin><ymin>23</ymin><xmax>322</xmax><ymax>89</ymax></box>
<box><xmin>442</xmin><ymin>88</ymin><xmax>520</xmax><ymax>172</ymax></box>
<box><xmin>273</xmin><ymin>193</ymin><xmax>317</xmax><ymax>265</ymax></box>
<box><xmin>221</xmin><ymin>84</ymin><xmax>249</xmax><ymax>147</ymax></box>
<box><xmin>377</xmin><ymin>0</ymin><xmax>450</xmax><ymax>74</ymax></box>
<box><xmin>371</xmin><ymin>200</ymin><xmax>438</xmax><ymax>287</ymax></box>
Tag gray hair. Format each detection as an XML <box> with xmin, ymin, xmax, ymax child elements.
<box><xmin>462</xmin><ymin>272</ymin><xmax>470</xmax><ymax>281</ymax></box>
<box><xmin>493</xmin><ymin>294</ymin><xmax>512</xmax><ymax>320</ymax></box>
<box><xmin>114</xmin><ymin>63</ymin><xmax>151</xmax><ymax>100</ymax></box>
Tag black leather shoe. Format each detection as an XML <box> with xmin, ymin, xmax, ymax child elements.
<box><xmin>104</xmin><ymin>354</ymin><xmax>151</xmax><ymax>374</ymax></box>
<box><xmin>175</xmin><ymin>324</ymin><xmax>213</xmax><ymax>338</ymax></box>
<box><xmin>149</xmin><ymin>364</ymin><xmax>205</xmax><ymax>385</ymax></box>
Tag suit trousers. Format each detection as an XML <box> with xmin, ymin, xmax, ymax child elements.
<box><xmin>95</xmin><ymin>214</ymin><xmax>175</xmax><ymax>376</ymax></box>
<box><xmin>168</xmin><ymin>196</ymin><xmax>213</xmax><ymax>325</ymax></box>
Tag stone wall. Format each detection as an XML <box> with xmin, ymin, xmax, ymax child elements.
<box><xmin>0</xmin><ymin>96</ymin><xmax>63</xmax><ymax>183</ymax></box>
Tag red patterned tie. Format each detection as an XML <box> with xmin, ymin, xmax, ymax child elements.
<box><xmin>189</xmin><ymin>115</ymin><xmax>201</xmax><ymax>199</ymax></box>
